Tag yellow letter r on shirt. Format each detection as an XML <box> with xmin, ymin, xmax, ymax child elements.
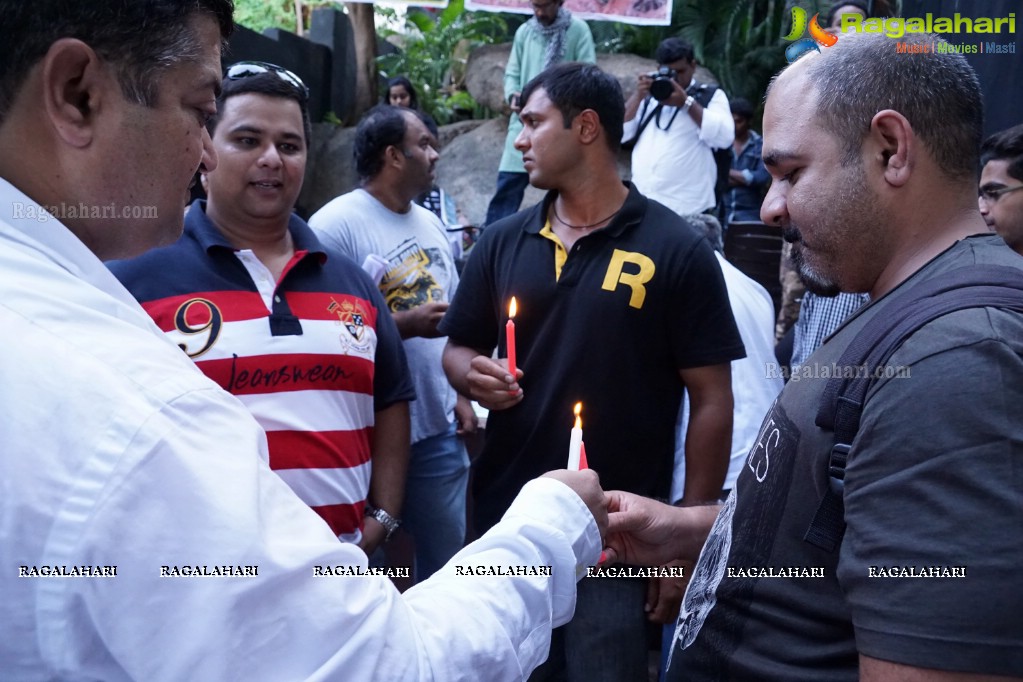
<box><xmin>601</xmin><ymin>249</ymin><xmax>655</xmax><ymax>309</ymax></box>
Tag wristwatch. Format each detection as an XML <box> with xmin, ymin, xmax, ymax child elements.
<box><xmin>364</xmin><ymin>503</ymin><xmax>401</xmax><ymax>542</ymax></box>
<box><xmin>684</xmin><ymin>95</ymin><xmax>696</xmax><ymax>110</ymax></box>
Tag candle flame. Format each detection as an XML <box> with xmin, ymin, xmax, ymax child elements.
<box><xmin>573</xmin><ymin>401</ymin><xmax>582</xmax><ymax>429</ymax></box>
<box><xmin>508</xmin><ymin>296</ymin><xmax>518</xmax><ymax>318</ymax></box>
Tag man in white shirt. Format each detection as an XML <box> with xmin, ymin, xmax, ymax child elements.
<box><xmin>622</xmin><ymin>38</ymin><xmax>734</xmax><ymax>217</ymax></box>
<box><xmin>0</xmin><ymin>2</ymin><xmax>606</xmax><ymax>680</ymax></box>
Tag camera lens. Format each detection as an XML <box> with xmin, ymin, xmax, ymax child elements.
<box><xmin>649</xmin><ymin>77</ymin><xmax>674</xmax><ymax>102</ymax></box>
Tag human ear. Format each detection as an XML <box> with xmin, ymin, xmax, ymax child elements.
<box><xmin>40</xmin><ymin>38</ymin><xmax>108</xmax><ymax>149</ymax></box>
<box><xmin>870</xmin><ymin>109</ymin><xmax>912</xmax><ymax>188</ymax></box>
<box><xmin>576</xmin><ymin>109</ymin><xmax>601</xmax><ymax>146</ymax></box>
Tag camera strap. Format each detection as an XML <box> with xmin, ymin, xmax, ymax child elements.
<box><xmin>623</xmin><ymin>98</ymin><xmax>662</xmax><ymax>150</ymax></box>
<box><xmin>653</xmin><ymin>102</ymin><xmax>682</xmax><ymax>131</ymax></box>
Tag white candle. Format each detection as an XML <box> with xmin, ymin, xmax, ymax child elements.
<box><xmin>567</xmin><ymin>402</ymin><xmax>583</xmax><ymax>470</ymax></box>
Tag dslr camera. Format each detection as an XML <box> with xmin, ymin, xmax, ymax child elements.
<box><xmin>647</xmin><ymin>65</ymin><xmax>677</xmax><ymax>102</ymax></box>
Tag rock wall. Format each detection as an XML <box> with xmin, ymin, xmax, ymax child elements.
<box><xmin>299</xmin><ymin>45</ymin><xmax>719</xmax><ymax>226</ymax></box>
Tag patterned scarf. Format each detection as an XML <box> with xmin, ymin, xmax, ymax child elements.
<box><xmin>525</xmin><ymin>7</ymin><xmax>573</xmax><ymax>69</ymax></box>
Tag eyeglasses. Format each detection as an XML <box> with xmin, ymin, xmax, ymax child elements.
<box><xmin>979</xmin><ymin>183</ymin><xmax>1023</xmax><ymax>203</ymax></box>
<box><xmin>225</xmin><ymin>61</ymin><xmax>309</xmax><ymax>100</ymax></box>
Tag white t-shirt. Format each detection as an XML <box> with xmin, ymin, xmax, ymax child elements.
<box><xmin>310</xmin><ymin>189</ymin><xmax>459</xmax><ymax>443</ymax></box>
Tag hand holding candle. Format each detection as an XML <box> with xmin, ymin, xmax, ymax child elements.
<box><xmin>505</xmin><ymin>296</ymin><xmax>517</xmax><ymax>379</ymax></box>
<box><xmin>567</xmin><ymin>402</ymin><xmax>584</xmax><ymax>470</ymax></box>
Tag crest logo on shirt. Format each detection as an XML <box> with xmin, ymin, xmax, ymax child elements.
<box><xmin>328</xmin><ymin>297</ymin><xmax>372</xmax><ymax>353</ymax></box>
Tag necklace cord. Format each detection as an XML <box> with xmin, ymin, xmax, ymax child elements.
<box><xmin>552</xmin><ymin>204</ymin><xmax>621</xmax><ymax>230</ymax></box>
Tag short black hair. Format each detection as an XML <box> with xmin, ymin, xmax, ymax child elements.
<box><xmin>730</xmin><ymin>97</ymin><xmax>754</xmax><ymax>121</ymax></box>
<box><xmin>520</xmin><ymin>62</ymin><xmax>625</xmax><ymax>154</ymax></box>
<box><xmin>209</xmin><ymin>70</ymin><xmax>312</xmax><ymax>143</ymax></box>
<box><xmin>354</xmin><ymin>104</ymin><xmax>410</xmax><ymax>180</ymax></box>
<box><xmin>981</xmin><ymin>124</ymin><xmax>1023</xmax><ymax>183</ymax></box>
<box><xmin>384</xmin><ymin>75</ymin><xmax>419</xmax><ymax>111</ymax></box>
<box><xmin>800</xmin><ymin>32</ymin><xmax>983</xmax><ymax>181</ymax></box>
<box><xmin>0</xmin><ymin>0</ymin><xmax>234</xmax><ymax>123</ymax></box>
<box><xmin>655</xmin><ymin>38</ymin><xmax>694</xmax><ymax>66</ymax></box>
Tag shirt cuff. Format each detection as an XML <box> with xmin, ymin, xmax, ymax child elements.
<box><xmin>501</xmin><ymin>477</ymin><xmax>602</xmax><ymax>624</ymax></box>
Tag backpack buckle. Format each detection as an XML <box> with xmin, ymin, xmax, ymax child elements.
<box><xmin>828</xmin><ymin>443</ymin><xmax>851</xmax><ymax>494</ymax></box>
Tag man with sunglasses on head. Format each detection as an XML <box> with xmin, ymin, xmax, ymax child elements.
<box><xmin>109</xmin><ymin>62</ymin><xmax>416</xmax><ymax>556</ymax></box>
<box><xmin>0</xmin><ymin>3</ymin><xmax>607</xmax><ymax>679</ymax></box>
<box><xmin>979</xmin><ymin>123</ymin><xmax>1023</xmax><ymax>256</ymax></box>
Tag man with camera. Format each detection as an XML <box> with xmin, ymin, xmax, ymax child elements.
<box><xmin>623</xmin><ymin>38</ymin><xmax>734</xmax><ymax>217</ymax></box>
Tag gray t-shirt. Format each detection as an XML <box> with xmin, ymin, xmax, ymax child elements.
<box><xmin>310</xmin><ymin>189</ymin><xmax>458</xmax><ymax>443</ymax></box>
<box><xmin>669</xmin><ymin>234</ymin><xmax>1023</xmax><ymax>680</ymax></box>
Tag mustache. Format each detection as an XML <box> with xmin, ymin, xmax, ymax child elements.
<box><xmin>782</xmin><ymin>227</ymin><xmax>802</xmax><ymax>244</ymax></box>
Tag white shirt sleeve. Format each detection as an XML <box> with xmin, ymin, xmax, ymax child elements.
<box><xmin>43</xmin><ymin>388</ymin><xmax>599</xmax><ymax>681</ymax></box>
<box><xmin>698</xmin><ymin>89</ymin><xmax>735</xmax><ymax>149</ymax></box>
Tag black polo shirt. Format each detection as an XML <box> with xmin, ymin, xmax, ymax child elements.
<box><xmin>440</xmin><ymin>184</ymin><xmax>745</xmax><ymax>532</ymax></box>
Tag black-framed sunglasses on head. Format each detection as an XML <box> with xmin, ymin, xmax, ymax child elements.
<box><xmin>225</xmin><ymin>61</ymin><xmax>309</xmax><ymax>100</ymax></box>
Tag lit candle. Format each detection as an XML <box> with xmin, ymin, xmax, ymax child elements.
<box><xmin>506</xmin><ymin>297</ymin><xmax>517</xmax><ymax>378</ymax></box>
<box><xmin>567</xmin><ymin>402</ymin><xmax>583</xmax><ymax>469</ymax></box>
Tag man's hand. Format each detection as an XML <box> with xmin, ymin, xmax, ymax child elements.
<box><xmin>358</xmin><ymin>517</ymin><xmax>388</xmax><ymax>556</ymax></box>
<box><xmin>542</xmin><ymin>469</ymin><xmax>607</xmax><ymax>538</ymax></box>
<box><xmin>662</xmin><ymin>77</ymin><xmax>688</xmax><ymax>109</ymax></box>
<box><xmin>603</xmin><ymin>491</ymin><xmax>720</xmax><ymax>568</ymax></box>
<box><xmin>634</xmin><ymin>73</ymin><xmax>653</xmax><ymax>99</ymax></box>
<box><xmin>454</xmin><ymin>394</ymin><xmax>478</xmax><ymax>436</ymax></box>
<box><xmin>465</xmin><ymin>354</ymin><xmax>523</xmax><ymax>411</ymax></box>
<box><xmin>392</xmin><ymin>302</ymin><xmax>448</xmax><ymax>339</ymax></box>
<box><xmin>509</xmin><ymin>92</ymin><xmax>522</xmax><ymax>113</ymax></box>
<box><xmin>645</xmin><ymin>560</ymin><xmax>691</xmax><ymax>624</ymax></box>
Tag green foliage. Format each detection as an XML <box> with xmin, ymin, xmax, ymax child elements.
<box><xmin>675</xmin><ymin>0</ymin><xmax>790</xmax><ymax>107</ymax></box>
<box><xmin>233</xmin><ymin>0</ymin><xmax>338</xmax><ymax>34</ymax></box>
<box><xmin>377</xmin><ymin>0</ymin><xmax>506</xmax><ymax>124</ymax></box>
<box><xmin>591</xmin><ymin>0</ymin><xmax>797</xmax><ymax>120</ymax></box>
<box><xmin>234</xmin><ymin>0</ymin><xmax>299</xmax><ymax>33</ymax></box>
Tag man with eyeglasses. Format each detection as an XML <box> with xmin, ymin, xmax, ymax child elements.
<box><xmin>483</xmin><ymin>0</ymin><xmax>595</xmax><ymax>226</ymax></box>
<box><xmin>0</xmin><ymin>3</ymin><xmax>607</xmax><ymax>679</ymax></box>
<box><xmin>109</xmin><ymin>63</ymin><xmax>416</xmax><ymax>556</ymax></box>
<box><xmin>979</xmin><ymin>123</ymin><xmax>1023</xmax><ymax>255</ymax></box>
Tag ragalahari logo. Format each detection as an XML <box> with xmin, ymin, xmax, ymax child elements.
<box><xmin>783</xmin><ymin>7</ymin><xmax>838</xmax><ymax>63</ymax></box>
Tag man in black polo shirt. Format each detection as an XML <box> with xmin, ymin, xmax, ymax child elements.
<box><xmin>440</xmin><ymin>62</ymin><xmax>744</xmax><ymax>682</ymax></box>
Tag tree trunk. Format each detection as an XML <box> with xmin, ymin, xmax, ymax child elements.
<box><xmin>345</xmin><ymin>3</ymin><xmax>377</xmax><ymax>118</ymax></box>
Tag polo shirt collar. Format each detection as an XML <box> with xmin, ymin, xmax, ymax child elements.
<box><xmin>185</xmin><ymin>200</ymin><xmax>329</xmax><ymax>262</ymax></box>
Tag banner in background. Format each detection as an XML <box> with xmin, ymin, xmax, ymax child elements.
<box><xmin>466</xmin><ymin>0</ymin><xmax>671</xmax><ymax>27</ymax></box>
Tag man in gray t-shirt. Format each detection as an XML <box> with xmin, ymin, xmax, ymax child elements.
<box><xmin>603</xmin><ymin>31</ymin><xmax>1023</xmax><ymax>681</ymax></box>
<box><xmin>310</xmin><ymin>106</ymin><xmax>476</xmax><ymax>582</ymax></box>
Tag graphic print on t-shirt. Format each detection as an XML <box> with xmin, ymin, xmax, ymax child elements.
<box><xmin>669</xmin><ymin>396</ymin><xmax>801</xmax><ymax>672</ymax></box>
<box><xmin>379</xmin><ymin>237</ymin><xmax>447</xmax><ymax>312</ymax></box>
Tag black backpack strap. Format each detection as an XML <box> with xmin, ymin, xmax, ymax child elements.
<box><xmin>689</xmin><ymin>83</ymin><xmax>718</xmax><ymax>108</ymax></box>
<box><xmin>804</xmin><ymin>265</ymin><xmax>1023</xmax><ymax>552</ymax></box>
